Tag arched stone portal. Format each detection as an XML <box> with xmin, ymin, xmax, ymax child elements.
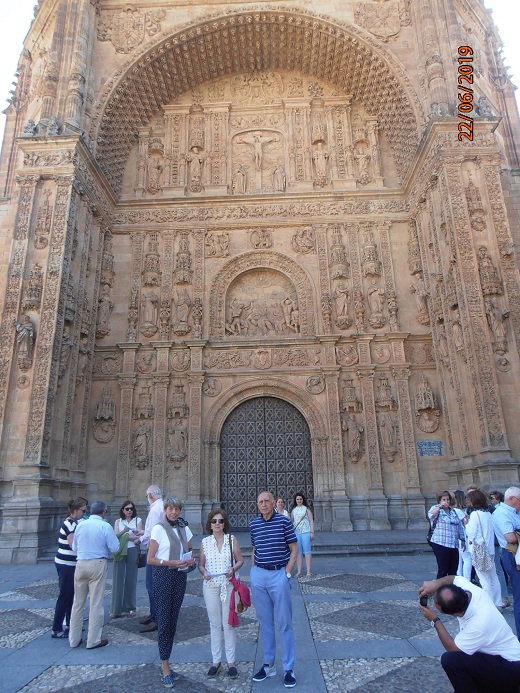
<box><xmin>219</xmin><ymin>396</ymin><xmax>313</xmax><ymax>528</ymax></box>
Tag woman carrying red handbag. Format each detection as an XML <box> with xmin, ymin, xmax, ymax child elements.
<box><xmin>199</xmin><ymin>509</ymin><xmax>244</xmax><ymax>680</ymax></box>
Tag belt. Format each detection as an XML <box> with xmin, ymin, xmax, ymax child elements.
<box><xmin>256</xmin><ymin>563</ymin><xmax>286</xmax><ymax>571</ymax></box>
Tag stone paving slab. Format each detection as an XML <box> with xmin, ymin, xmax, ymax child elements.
<box><xmin>0</xmin><ymin>551</ymin><xmax>515</xmax><ymax>692</ymax></box>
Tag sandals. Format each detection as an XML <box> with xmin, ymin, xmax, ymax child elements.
<box><xmin>51</xmin><ymin>630</ymin><xmax>67</xmax><ymax>639</ymax></box>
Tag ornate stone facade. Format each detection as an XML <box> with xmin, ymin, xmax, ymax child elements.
<box><xmin>0</xmin><ymin>0</ymin><xmax>519</xmax><ymax>560</ymax></box>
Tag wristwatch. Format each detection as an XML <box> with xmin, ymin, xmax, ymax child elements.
<box><xmin>286</xmin><ymin>571</ymin><xmax>291</xmax><ymax>579</ymax></box>
<box><xmin>431</xmin><ymin>617</ymin><xmax>440</xmax><ymax>627</ymax></box>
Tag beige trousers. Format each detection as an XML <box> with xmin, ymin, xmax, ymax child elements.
<box><xmin>69</xmin><ymin>558</ymin><xmax>108</xmax><ymax>648</ymax></box>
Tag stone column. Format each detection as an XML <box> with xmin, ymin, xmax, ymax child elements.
<box><xmin>115</xmin><ymin>344</ymin><xmax>137</xmax><ymax>501</ymax></box>
<box><xmin>391</xmin><ymin>365</ymin><xmax>425</xmax><ymax>528</ymax></box>
<box><xmin>358</xmin><ymin>367</ymin><xmax>390</xmax><ymax>529</ymax></box>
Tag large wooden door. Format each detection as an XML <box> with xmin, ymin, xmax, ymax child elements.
<box><xmin>220</xmin><ymin>396</ymin><xmax>314</xmax><ymax>528</ymax></box>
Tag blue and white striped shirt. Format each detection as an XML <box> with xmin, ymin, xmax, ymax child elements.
<box><xmin>250</xmin><ymin>511</ymin><xmax>297</xmax><ymax>566</ymax></box>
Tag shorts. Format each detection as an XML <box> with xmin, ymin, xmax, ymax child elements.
<box><xmin>296</xmin><ymin>532</ymin><xmax>311</xmax><ymax>555</ymax></box>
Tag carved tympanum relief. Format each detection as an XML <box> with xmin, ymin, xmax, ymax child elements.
<box><xmin>225</xmin><ymin>269</ymin><xmax>300</xmax><ymax>338</ymax></box>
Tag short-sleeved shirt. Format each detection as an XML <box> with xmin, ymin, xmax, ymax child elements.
<box><xmin>453</xmin><ymin>576</ymin><xmax>520</xmax><ymax>661</ymax></box>
<box><xmin>250</xmin><ymin>511</ymin><xmax>296</xmax><ymax>567</ymax></box>
<box><xmin>150</xmin><ymin>524</ymin><xmax>193</xmax><ymax>561</ymax></box>
<box><xmin>55</xmin><ymin>518</ymin><xmax>78</xmax><ymax>566</ymax></box>
<box><xmin>428</xmin><ymin>505</ymin><xmax>465</xmax><ymax>548</ymax></box>
<box><xmin>492</xmin><ymin>502</ymin><xmax>520</xmax><ymax>549</ymax></box>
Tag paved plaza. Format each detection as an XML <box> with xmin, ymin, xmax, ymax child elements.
<box><xmin>1</xmin><ymin>549</ymin><xmax>516</xmax><ymax>692</ymax></box>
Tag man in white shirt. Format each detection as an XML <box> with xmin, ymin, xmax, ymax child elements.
<box><xmin>419</xmin><ymin>575</ymin><xmax>520</xmax><ymax>692</ymax></box>
<box><xmin>492</xmin><ymin>485</ymin><xmax>520</xmax><ymax>638</ymax></box>
<box><xmin>69</xmin><ymin>501</ymin><xmax>119</xmax><ymax>649</ymax></box>
<box><xmin>138</xmin><ymin>485</ymin><xmax>163</xmax><ymax>632</ymax></box>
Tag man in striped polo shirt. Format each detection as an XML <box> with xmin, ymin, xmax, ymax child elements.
<box><xmin>250</xmin><ymin>490</ymin><xmax>298</xmax><ymax>688</ymax></box>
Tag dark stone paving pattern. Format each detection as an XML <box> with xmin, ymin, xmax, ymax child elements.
<box><xmin>349</xmin><ymin>656</ymin><xmax>449</xmax><ymax>692</ymax></box>
<box><xmin>3</xmin><ymin>608</ymin><xmax>52</xmax><ymax>633</ymax></box>
<box><xmin>315</xmin><ymin>600</ymin><xmax>428</xmax><ymax>639</ymax></box>
<box><xmin>12</xmin><ymin>582</ymin><xmax>58</xmax><ymax>601</ymax></box>
<box><xmin>311</xmin><ymin>573</ymin><xmax>406</xmax><ymax>593</ymax></box>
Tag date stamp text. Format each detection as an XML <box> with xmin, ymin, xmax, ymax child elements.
<box><xmin>457</xmin><ymin>46</ymin><xmax>474</xmax><ymax>141</ymax></box>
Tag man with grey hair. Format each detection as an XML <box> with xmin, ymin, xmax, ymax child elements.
<box><xmin>138</xmin><ymin>485</ymin><xmax>163</xmax><ymax>632</ymax></box>
<box><xmin>69</xmin><ymin>501</ymin><xmax>119</xmax><ymax>649</ymax></box>
<box><xmin>492</xmin><ymin>486</ymin><xmax>520</xmax><ymax>639</ymax></box>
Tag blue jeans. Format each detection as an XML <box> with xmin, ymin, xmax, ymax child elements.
<box><xmin>494</xmin><ymin>547</ymin><xmax>509</xmax><ymax>599</ymax></box>
<box><xmin>250</xmin><ymin>566</ymin><xmax>295</xmax><ymax>672</ymax></box>
<box><xmin>501</xmin><ymin>550</ymin><xmax>520</xmax><ymax>639</ymax></box>
<box><xmin>146</xmin><ymin>563</ymin><xmax>156</xmax><ymax>622</ymax></box>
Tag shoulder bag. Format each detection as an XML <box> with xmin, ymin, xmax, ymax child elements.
<box><xmin>471</xmin><ymin>512</ymin><xmax>494</xmax><ymax>572</ymax></box>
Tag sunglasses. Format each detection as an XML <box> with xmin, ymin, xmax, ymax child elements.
<box><xmin>211</xmin><ymin>518</ymin><xmax>225</xmax><ymax>524</ymax></box>
<box><xmin>124</xmin><ymin>507</ymin><xmax>134</xmax><ymax>511</ymax></box>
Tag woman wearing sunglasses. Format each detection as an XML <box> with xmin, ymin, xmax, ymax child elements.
<box><xmin>199</xmin><ymin>508</ymin><xmax>244</xmax><ymax>680</ymax></box>
<box><xmin>110</xmin><ymin>500</ymin><xmax>143</xmax><ymax>618</ymax></box>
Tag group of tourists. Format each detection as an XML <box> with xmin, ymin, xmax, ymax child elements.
<box><xmin>51</xmin><ymin>487</ymin><xmax>310</xmax><ymax>688</ymax></box>
<box><xmin>422</xmin><ymin>484</ymin><xmax>520</xmax><ymax>692</ymax></box>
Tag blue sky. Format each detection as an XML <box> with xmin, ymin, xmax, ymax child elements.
<box><xmin>0</xmin><ymin>0</ymin><xmax>518</xmax><ymax>145</ymax></box>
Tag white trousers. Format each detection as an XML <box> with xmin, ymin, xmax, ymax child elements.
<box><xmin>474</xmin><ymin>561</ymin><xmax>502</xmax><ymax>607</ymax></box>
<box><xmin>203</xmin><ymin>579</ymin><xmax>236</xmax><ymax>665</ymax></box>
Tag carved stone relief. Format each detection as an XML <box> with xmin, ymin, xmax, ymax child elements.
<box><xmin>233</xmin><ymin>130</ymin><xmax>283</xmax><ymax>193</ymax></box>
<box><xmin>205</xmin><ymin>232</ymin><xmax>229</xmax><ymax>258</ymax></box>
<box><xmin>134</xmin><ymin>384</ymin><xmax>154</xmax><ymax>419</ymax></box>
<box><xmin>354</xmin><ymin>1</ymin><xmax>402</xmax><ymax>41</ymax></box>
<box><xmin>171</xmin><ymin>349</ymin><xmax>191</xmax><ymax>372</ymax></box>
<box><xmin>465</xmin><ymin>180</ymin><xmax>486</xmax><ymax>233</ymax></box>
<box><xmin>143</xmin><ymin>233</ymin><xmax>161</xmax><ymax>286</ymax></box>
<box><xmin>140</xmin><ymin>292</ymin><xmax>159</xmax><ymax>338</ymax></box>
<box><xmin>292</xmin><ymin>227</ymin><xmax>315</xmax><ymax>254</ymax></box>
<box><xmin>410</xmin><ymin>280</ymin><xmax>430</xmax><ymax>326</ymax></box>
<box><xmin>203</xmin><ymin>377</ymin><xmax>221</xmax><ymax>396</ymax></box>
<box><xmin>306</xmin><ymin>374</ymin><xmax>325</xmax><ymax>394</ymax></box>
<box><xmin>96</xmin><ymin>285</ymin><xmax>113</xmax><ymax>340</ymax></box>
<box><xmin>342</xmin><ymin>413</ymin><xmax>364</xmax><ymax>464</ymax></box>
<box><xmin>485</xmin><ymin>298</ymin><xmax>509</xmax><ymax>355</ymax></box>
<box><xmin>173</xmin><ymin>287</ymin><xmax>192</xmax><ymax>336</ymax></box>
<box><xmin>97</xmin><ymin>5</ymin><xmax>166</xmax><ymax>54</ymax></box>
<box><xmin>13</xmin><ymin>315</ymin><xmax>35</xmax><ymax>371</ymax></box>
<box><xmin>22</xmin><ymin>263</ymin><xmax>43</xmax><ymax>311</ymax></box>
<box><xmin>250</xmin><ymin>228</ymin><xmax>273</xmax><ymax>249</ymax></box>
<box><xmin>477</xmin><ymin>246</ymin><xmax>503</xmax><ymax>296</ymax></box>
<box><xmin>93</xmin><ymin>387</ymin><xmax>116</xmax><ymax>443</ymax></box>
<box><xmin>333</xmin><ymin>283</ymin><xmax>352</xmax><ymax>330</ymax></box>
<box><xmin>378</xmin><ymin>411</ymin><xmax>398</xmax><ymax>462</ymax></box>
<box><xmin>367</xmin><ymin>280</ymin><xmax>386</xmax><ymax>329</ymax></box>
<box><xmin>336</xmin><ymin>344</ymin><xmax>359</xmax><ymax>367</ymax></box>
<box><xmin>414</xmin><ymin>373</ymin><xmax>440</xmax><ymax>433</ymax></box>
<box><xmin>225</xmin><ymin>269</ymin><xmax>299</xmax><ymax>338</ymax></box>
<box><xmin>137</xmin><ymin>351</ymin><xmax>157</xmax><ymax>374</ymax></box>
<box><xmin>132</xmin><ymin>420</ymin><xmax>151</xmax><ymax>469</ymax></box>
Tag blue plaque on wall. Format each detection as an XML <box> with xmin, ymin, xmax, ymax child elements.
<box><xmin>417</xmin><ymin>440</ymin><xmax>443</xmax><ymax>457</ymax></box>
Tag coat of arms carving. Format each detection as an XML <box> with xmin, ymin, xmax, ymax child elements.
<box><xmin>354</xmin><ymin>1</ymin><xmax>401</xmax><ymax>42</ymax></box>
<box><xmin>97</xmin><ymin>5</ymin><xmax>166</xmax><ymax>54</ymax></box>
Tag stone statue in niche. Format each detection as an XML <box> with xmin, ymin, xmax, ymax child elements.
<box><xmin>367</xmin><ymin>280</ymin><xmax>386</xmax><ymax>329</ymax></box>
<box><xmin>168</xmin><ymin>414</ymin><xmax>188</xmax><ymax>469</ymax></box>
<box><xmin>312</xmin><ymin>141</ymin><xmax>329</xmax><ymax>186</ymax></box>
<box><xmin>354</xmin><ymin>144</ymin><xmax>371</xmax><ymax>185</ymax></box>
<box><xmin>292</xmin><ymin>227</ymin><xmax>315</xmax><ymax>254</ymax></box>
<box><xmin>410</xmin><ymin>281</ymin><xmax>430</xmax><ymax>326</ymax></box>
<box><xmin>272</xmin><ymin>164</ymin><xmax>286</xmax><ymax>192</ymax></box>
<box><xmin>96</xmin><ymin>285</ymin><xmax>113</xmax><ymax>339</ymax></box>
<box><xmin>147</xmin><ymin>158</ymin><xmax>163</xmax><ymax>194</ymax></box>
<box><xmin>414</xmin><ymin>373</ymin><xmax>441</xmax><ymax>433</ymax></box>
<box><xmin>342</xmin><ymin>413</ymin><xmax>364</xmax><ymax>464</ymax></box>
<box><xmin>232</xmin><ymin>165</ymin><xmax>247</xmax><ymax>194</ymax></box>
<box><xmin>477</xmin><ymin>246</ymin><xmax>503</xmax><ymax>296</ymax></box>
<box><xmin>281</xmin><ymin>297</ymin><xmax>300</xmax><ymax>333</ymax></box>
<box><xmin>485</xmin><ymin>297</ymin><xmax>509</xmax><ymax>355</ymax></box>
<box><xmin>186</xmin><ymin>146</ymin><xmax>205</xmax><ymax>192</ymax></box>
<box><xmin>58</xmin><ymin>331</ymin><xmax>74</xmax><ymax>387</ymax></box>
<box><xmin>133</xmin><ymin>421</ymin><xmax>151</xmax><ymax>469</ymax></box>
<box><xmin>250</xmin><ymin>228</ymin><xmax>272</xmax><ymax>249</ymax></box>
<box><xmin>173</xmin><ymin>287</ymin><xmax>191</xmax><ymax>336</ymax></box>
<box><xmin>437</xmin><ymin>322</ymin><xmax>451</xmax><ymax>370</ymax></box>
<box><xmin>140</xmin><ymin>292</ymin><xmax>159</xmax><ymax>337</ymax></box>
<box><xmin>379</xmin><ymin>412</ymin><xmax>398</xmax><ymax>462</ymax></box>
<box><xmin>451</xmin><ymin>309</ymin><xmax>464</xmax><ymax>351</ymax></box>
<box><xmin>205</xmin><ymin>232</ymin><xmax>229</xmax><ymax>257</ymax></box>
<box><xmin>13</xmin><ymin>314</ymin><xmax>36</xmax><ymax>371</ymax></box>
<box><xmin>376</xmin><ymin>373</ymin><xmax>396</xmax><ymax>410</ymax></box>
<box><xmin>92</xmin><ymin>387</ymin><xmax>116</xmax><ymax>443</ymax></box>
<box><xmin>333</xmin><ymin>283</ymin><xmax>351</xmax><ymax>330</ymax></box>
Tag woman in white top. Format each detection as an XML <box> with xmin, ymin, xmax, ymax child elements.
<box><xmin>276</xmin><ymin>497</ymin><xmax>290</xmax><ymax>518</ymax></box>
<box><xmin>147</xmin><ymin>497</ymin><xmax>196</xmax><ymax>688</ymax></box>
<box><xmin>290</xmin><ymin>492</ymin><xmax>315</xmax><ymax>578</ymax></box>
<box><xmin>198</xmin><ymin>508</ymin><xmax>244</xmax><ymax>680</ymax></box>
<box><xmin>110</xmin><ymin>500</ymin><xmax>143</xmax><ymax>618</ymax></box>
<box><xmin>466</xmin><ymin>488</ymin><xmax>502</xmax><ymax>608</ymax></box>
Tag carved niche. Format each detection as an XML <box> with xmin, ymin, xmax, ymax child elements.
<box><xmin>233</xmin><ymin>129</ymin><xmax>284</xmax><ymax>194</ymax></box>
<box><xmin>210</xmin><ymin>251</ymin><xmax>315</xmax><ymax>339</ymax></box>
<box><xmin>224</xmin><ymin>269</ymin><xmax>299</xmax><ymax>338</ymax></box>
<box><xmin>92</xmin><ymin>387</ymin><xmax>116</xmax><ymax>443</ymax></box>
<box><xmin>22</xmin><ymin>263</ymin><xmax>44</xmax><ymax>311</ymax></box>
<box><xmin>13</xmin><ymin>315</ymin><xmax>36</xmax><ymax>371</ymax></box>
<box><xmin>414</xmin><ymin>372</ymin><xmax>440</xmax><ymax>433</ymax></box>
